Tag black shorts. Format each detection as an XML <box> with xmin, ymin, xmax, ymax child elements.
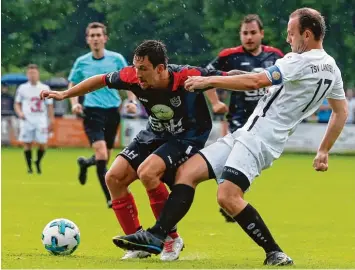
<box><xmin>119</xmin><ymin>137</ymin><xmax>199</xmax><ymax>188</ymax></box>
<box><xmin>83</xmin><ymin>107</ymin><xmax>121</xmax><ymax>149</ymax></box>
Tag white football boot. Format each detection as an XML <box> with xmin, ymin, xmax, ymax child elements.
<box><xmin>121</xmin><ymin>250</ymin><xmax>151</xmax><ymax>260</ymax></box>
<box><xmin>160</xmin><ymin>236</ymin><xmax>184</xmax><ymax>261</ymax></box>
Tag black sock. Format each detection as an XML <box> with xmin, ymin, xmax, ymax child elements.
<box><xmin>148</xmin><ymin>184</ymin><xmax>195</xmax><ymax>240</ymax></box>
<box><xmin>36</xmin><ymin>149</ymin><xmax>45</xmax><ymax>164</ymax></box>
<box><xmin>96</xmin><ymin>160</ymin><xmax>111</xmax><ymax>202</ymax></box>
<box><xmin>86</xmin><ymin>155</ymin><xmax>96</xmax><ymax>167</ymax></box>
<box><xmin>24</xmin><ymin>150</ymin><xmax>32</xmax><ymax>171</ymax></box>
<box><xmin>233</xmin><ymin>204</ymin><xmax>282</xmax><ymax>254</ymax></box>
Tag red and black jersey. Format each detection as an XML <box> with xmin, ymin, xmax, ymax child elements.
<box><xmin>207</xmin><ymin>45</ymin><xmax>284</xmax><ymax>132</ymax></box>
<box><xmin>103</xmin><ymin>64</ymin><xmax>225</xmax><ymax>145</ymax></box>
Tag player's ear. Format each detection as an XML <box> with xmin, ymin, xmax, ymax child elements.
<box><xmin>156</xmin><ymin>64</ymin><xmax>165</xmax><ymax>74</ymax></box>
<box><xmin>103</xmin><ymin>34</ymin><xmax>108</xmax><ymax>43</ymax></box>
<box><xmin>260</xmin><ymin>29</ymin><xmax>265</xmax><ymax>39</ymax></box>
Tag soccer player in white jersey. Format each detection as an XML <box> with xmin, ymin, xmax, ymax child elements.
<box><xmin>112</xmin><ymin>8</ymin><xmax>348</xmax><ymax>266</ymax></box>
<box><xmin>14</xmin><ymin>64</ymin><xmax>55</xmax><ymax>174</ymax></box>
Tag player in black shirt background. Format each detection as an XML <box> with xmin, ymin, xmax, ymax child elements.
<box><xmin>40</xmin><ymin>40</ymin><xmax>230</xmax><ymax>261</ymax></box>
<box><xmin>206</xmin><ymin>14</ymin><xmax>284</xmax><ymax>222</ymax></box>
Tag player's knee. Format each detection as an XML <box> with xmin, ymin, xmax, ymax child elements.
<box><xmin>105</xmin><ymin>170</ymin><xmax>127</xmax><ymax>191</ymax></box>
<box><xmin>137</xmin><ymin>163</ymin><xmax>161</xmax><ymax>189</ymax></box>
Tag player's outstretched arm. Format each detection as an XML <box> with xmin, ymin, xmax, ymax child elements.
<box><xmin>313</xmin><ymin>98</ymin><xmax>348</xmax><ymax>172</ymax></box>
<box><xmin>40</xmin><ymin>75</ymin><xmax>105</xmax><ymax>100</ymax></box>
<box><xmin>185</xmin><ymin>72</ymin><xmax>271</xmax><ymax>92</ymax></box>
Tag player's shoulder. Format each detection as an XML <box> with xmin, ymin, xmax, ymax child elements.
<box><xmin>17</xmin><ymin>82</ymin><xmax>30</xmax><ymax>90</ymax></box>
<box><xmin>37</xmin><ymin>82</ymin><xmax>50</xmax><ymax>89</ymax></box>
<box><xmin>262</xmin><ymin>45</ymin><xmax>284</xmax><ymax>57</ymax></box>
<box><xmin>105</xmin><ymin>50</ymin><xmax>125</xmax><ymax>59</ymax></box>
<box><xmin>75</xmin><ymin>52</ymin><xmax>92</xmax><ymax>63</ymax></box>
<box><xmin>218</xmin><ymin>46</ymin><xmax>244</xmax><ymax>58</ymax></box>
<box><xmin>118</xmin><ymin>66</ymin><xmax>138</xmax><ymax>83</ymax></box>
<box><xmin>168</xmin><ymin>64</ymin><xmax>202</xmax><ymax>76</ymax></box>
<box><xmin>277</xmin><ymin>52</ymin><xmax>304</xmax><ymax>66</ymax></box>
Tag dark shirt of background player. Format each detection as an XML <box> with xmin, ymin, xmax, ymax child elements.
<box><xmin>207</xmin><ymin>14</ymin><xmax>284</xmax><ymax>133</ymax></box>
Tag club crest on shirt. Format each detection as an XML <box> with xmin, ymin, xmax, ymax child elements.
<box><xmin>170</xmin><ymin>96</ymin><xmax>181</xmax><ymax>107</ymax></box>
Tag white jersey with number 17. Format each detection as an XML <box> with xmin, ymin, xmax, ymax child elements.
<box><xmin>239</xmin><ymin>49</ymin><xmax>346</xmax><ymax>157</ymax></box>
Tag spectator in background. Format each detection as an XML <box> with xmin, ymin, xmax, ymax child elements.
<box><xmin>1</xmin><ymin>84</ymin><xmax>15</xmax><ymax>116</ymax></box>
<box><xmin>317</xmin><ymin>98</ymin><xmax>332</xmax><ymax>123</ymax></box>
<box><xmin>346</xmin><ymin>88</ymin><xmax>355</xmax><ymax>124</ymax></box>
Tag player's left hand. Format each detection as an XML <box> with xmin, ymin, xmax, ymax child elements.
<box><xmin>313</xmin><ymin>150</ymin><xmax>329</xmax><ymax>172</ymax></box>
<box><xmin>125</xmin><ymin>102</ymin><xmax>137</xmax><ymax>114</ymax></box>
<box><xmin>185</xmin><ymin>76</ymin><xmax>210</xmax><ymax>92</ymax></box>
<box><xmin>212</xmin><ymin>101</ymin><xmax>229</xmax><ymax>114</ymax></box>
<box><xmin>40</xmin><ymin>90</ymin><xmax>65</xmax><ymax>101</ymax></box>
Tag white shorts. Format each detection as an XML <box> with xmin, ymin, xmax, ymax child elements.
<box><xmin>199</xmin><ymin>130</ymin><xmax>276</xmax><ymax>190</ymax></box>
<box><xmin>18</xmin><ymin>120</ymin><xmax>48</xmax><ymax>144</ymax></box>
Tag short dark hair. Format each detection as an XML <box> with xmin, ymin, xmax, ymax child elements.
<box><xmin>27</xmin><ymin>64</ymin><xmax>39</xmax><ymax>70</ymax></box>
<box><xmin>134</xmin><ymin>40</ymin><xmax>168</xmax><ymax>68</ymax></box>
<box><xmin>240</xmin><ymin>14</ymin><xmax>263</xmax><ymax>31</ymax></box>
<box><xmin>290</xmin><ymin>8</ymin><xmax>326</xmax><ymax>40</ymax></box>
<box><xmin>86</xmin><ymin>22</ymin><xmax>107</xmax><ymax>35</ymax></box>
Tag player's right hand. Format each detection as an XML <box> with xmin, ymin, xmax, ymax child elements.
<box><xmin>71</xmin><ymin>104</ymin><xmax>83</xmax><ymax>115</ymax></box>
<box><xmin>40</xmin><ymin>90</ymin><xmax>65</xmax><ymax>101</ymax></box>
<box><xmin>313</xmin><ymin>151</ymin><xmax>329</xmax><ymax>172</ymax></box>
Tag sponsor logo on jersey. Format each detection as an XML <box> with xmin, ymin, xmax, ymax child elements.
<box><xmin>138</xmin><ymin>97</ymin><xmax>148</xmax><ymax>103</ymax></box>
<box><xmin>170</xmin><ymin>96</ymin><xmax>181</xmax><ymax>107</ymax></box>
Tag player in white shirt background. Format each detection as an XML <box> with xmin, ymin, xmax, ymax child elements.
<box><xmin>14</xmin><ymin>64</ymin><xmax>55</xmax><ymax>174</ymax></box>
<box><xmin>112</xmin><ymin>8</ymin><xmax>348</xmax><ymax>266</ymax></box>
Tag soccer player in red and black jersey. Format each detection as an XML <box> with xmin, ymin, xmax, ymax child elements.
<box><xmin>206</xmin><ymin>14</ymin><xmax>284</xmax><ymax>222</ymax></box>
<box><xmin>40</xmin><ymin>40</ymin><xmax>229</xmax><ymax>261</ymax></box>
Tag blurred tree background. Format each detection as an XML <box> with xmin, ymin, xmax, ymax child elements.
<box><xmin>2</xmin><ymin>0</ymin><xmax>355</xmax><ymax>86</ymax></box>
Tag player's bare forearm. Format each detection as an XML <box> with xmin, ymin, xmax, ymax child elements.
<box><xmin>14</xmin><ymin>103</ymin><xmax>24</xmax><ymax>119</ymax></box>
<box><xmin>185</xmin><ymin>72</ymin><xmax>272</xmax><ymax>92</ymax></box>
<box><xmin>204</xmin><ymin>89</ymin><xmax>219</xmax><ymax>105</ymax></box>
<box><xmin>207</xmin><ymin>73</ymin><xmax>271</xmax><ymax>91</ymax></box>
<box><xmin>318</xmin><ymin>99</ymin><xmax>348</xmax><ymax>152</ymax></box>
<box><xmin>47</xmin><ymin>104</ymin><xmax>55</xmax><ymax>123</ymax></box>
<box><xmin>63</xmin><ymin>75</ymin><xmax>105</xmax><ymax>99</ymax></box>
<box><xmin>68</xmin><ymin>83</ymin><xmax>79</xmax><ymax>106</ymax></box>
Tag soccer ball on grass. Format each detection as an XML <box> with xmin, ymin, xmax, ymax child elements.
<box><xmin>41</xmin><ymin>218</ymin><xmax>80</xmax><ymax>255</ymax></box>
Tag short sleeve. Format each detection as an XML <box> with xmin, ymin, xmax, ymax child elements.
<box><xmin>68</xmin><ymin>58</ymin><xmax>83</xmax><ymax>84</ymax></box>
<box><xmin>103</xmin><ymin>69</ymin><xmax>133</xmax><ymax>90</ymax></box>
<box><xmin>265</xmin><ymin>53</ymin><xmax>304</xmax><ymax>85</ymax></box>
<box><xmin>327</xmin><ymin>65</ymin><xmax>345</xmax><ymax>100</ymax></box>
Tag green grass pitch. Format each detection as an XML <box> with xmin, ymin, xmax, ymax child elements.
<box><xmin>1</xmin><ymin>147</ymin><xmax>355</xmax><ymax>268</ymax></box>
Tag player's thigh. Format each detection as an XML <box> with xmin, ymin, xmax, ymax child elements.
<box><xmin>174</xmin><ymin>153</ymin><xmax>212</xmax><ymax>188</ymax></box>
<box><xmin>221</xmin><ymin>141</ymin><xmax>263</xmax><ymax>193</ymax></box>
<box><xmin>34</xmin><ymin>126</ymin><xmax>49</xmax><ymax>145</ymax></box>
<box><xmin>106</xmin><ymin>155</ymin><xmax>138</xmax><ymax>188</ymax></box>
<box><xmin>83</xmin><ymin>108</ymin><xmax>105</xmax><ymax>145</ymax></box>
<box><xmin>19</xmin><ymin>121</ymin><xmax>35</xmax><ymax>143</ymax></box>
<box><xmin>119</xmin><ymin>139</ymin><xmax>151</xmax><ymax>173</ymax></box>
<box><xmin>150</xmin><ymin>139</ymin><xmax>198</xmax><ymax>188</ymax></box>
<box><xmin>104</xmin><ymin>108</ymin><xmax>120</xmax><ymax>150</ymax></box>
<box><xmin>199</xmin><ymin>133</ymin><xmax>234</xmax><ymax>180</ymax></box>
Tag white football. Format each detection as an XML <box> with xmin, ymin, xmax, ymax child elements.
<box><xmin>41</xmin><ymin>218</ymin><xmax>80</xmax><ymax>255</ymax></box>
